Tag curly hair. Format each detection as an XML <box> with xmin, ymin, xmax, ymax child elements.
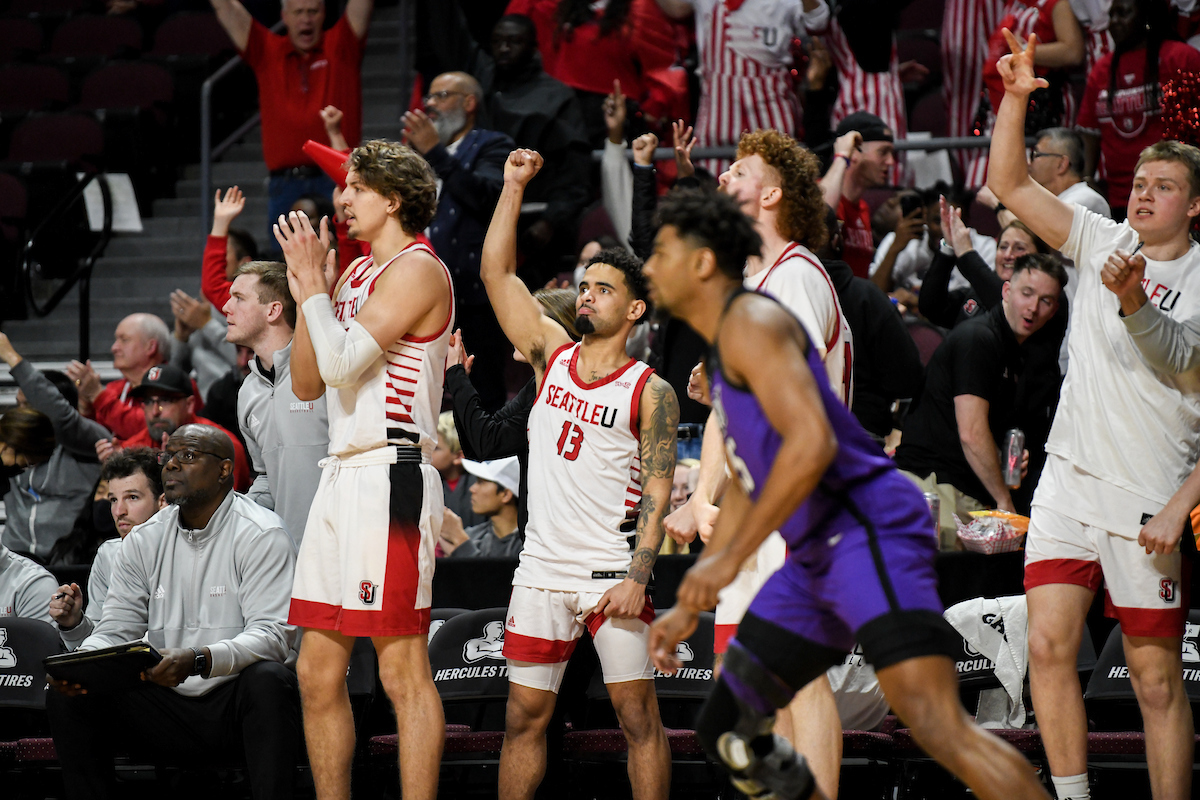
<box><xmin>100</xmin><ymin>447</ymin><xmax>164</xmax><ymax>497</ymax></box>
<box><xmin>656</xmin><ymin>189</ymin><xmax>764</xmax><ymax>281</ymax></box>
<box><xmin>346</xmin><ymin>140</ymin><xmax>439</xmax><ymax>235</ymax></box>
<box><xmin>736</xmin><ymin>130</ymin><xmax>828</xmax><ymax>251</ymax></box>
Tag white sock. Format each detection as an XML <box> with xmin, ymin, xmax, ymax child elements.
<box><xmin>1051</xmin><ymin>773</ymin><xmax>1090</xmax><ymax>800</ymax></box>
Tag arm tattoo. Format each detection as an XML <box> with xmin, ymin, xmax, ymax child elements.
<box><xmin>640</xmin><ymin>377</ymin><xmax>679</xmax><ymax>480</ymax></box>
<box><xmin>628</xmin><ymin>377</ymin><xmax>679</xmax><ymax>585</ymax></box>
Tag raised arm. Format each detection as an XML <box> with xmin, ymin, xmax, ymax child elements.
<box><xmin>820</xmin><ymin>131</ymin><xmax>861</xmax><ymax>209</ymax></box>
<box><xmin>480</xmin><ymin>149</ymin><xmax>572</xmax><ymax>378</ymax></box>
<box><xmin>985</xmin><ymin>31</ymin><xmax>1074</xmax><ymax>250</ymax></box>
<box><xmin>1</xmin><ymin>336</ymin><xmax>109</xmax><ymax>457</ymax></box>
<box><xmin>594</xmin><ymin>374</ymin><xmax>679</xmax><ymax>620</ymax></box>
<box><xmin>344</xmin><ymin>0</ymin><xmax>374</xmax><ymax>40</ymax></box>
<box><xmin>209</xmin><ymin>0</ymin><xmax>253</xmax><ymax>52</ymax></box>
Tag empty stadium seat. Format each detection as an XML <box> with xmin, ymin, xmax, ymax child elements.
<box><xmin>78</xmin><ymin>61</ymin><xmax>173</xmax><ymax>113</ymax></box>
<box><xmin>47</xmin><ymin>15</ymin><xmax>142</xmax><ymax>59</ymax></box>
<box><xmin>0</xmin><ymin>18</ymin><xmax>44</xmax><ymax>62</ymax></box>
<box><xmin>7</xmin><ymin>0</ymin><xmax>91</xmax><ymax>16</ymax></box>
<box><xmin>149</xmin><ymin>11</ymin><xmax>235</xmax><ymax>57</ymax></box>
<box><xmin>909</xmin><ymin>90</ymin><xmax>948</xmax><ymax>138</ymax></box>
<box><xmin>6</xmin><ymin>112</ymin><xmax>104</xmax><ymax>167</ymax></box>
<box><xmin>0</xmin><ymin>63</ymin><xmax>68</xmax><ymax>111</ymax></box>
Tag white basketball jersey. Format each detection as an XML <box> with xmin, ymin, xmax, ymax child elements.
<box><xmin>516</xmin><ymin>342</ymin><xmax>655</xmax><ymax>592</ymax></box>
<box><xmin>327</xmin><ymin>242</ymin><xmax>455</xmax><ymax>459</ymax></box>
<box><xmin>745</xmin><ymin>242</ymin><xmax>854</xmax><ymax>407</ymax></box>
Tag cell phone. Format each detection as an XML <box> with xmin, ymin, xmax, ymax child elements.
<box><xmin>899</xmin><ymin>193</ymin><xmax>924</xmax><ymax>218</ymax></box>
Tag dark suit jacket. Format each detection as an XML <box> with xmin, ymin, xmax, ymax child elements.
<box><xmin>424</xmin><ymin>127</ymin><xmax>515</xmax><ymax>305</ymax></box>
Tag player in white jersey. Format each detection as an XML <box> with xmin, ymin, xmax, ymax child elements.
<box><xmin>652</xmin><ymin>0</ymin><xmax>828</xmax><ymax>176</ymax></box>
<box><xmin>275</xmin><ymin>140</ymin><xmax>453</xmax><ymax>800</ymax></box>
<box><xmin>665</xmin><ymin>128</ymin><xmax>850</xmax><ymax>799</ymax></box>
<box><xmin>481</xmin><ymin>148</ymin><xmax>679</xmax><ymax>800</ymax></box>
<box><xmin>989</xmin><ymin>34</ymin><xmax>1196</xmax><ymax>800</ymax></box>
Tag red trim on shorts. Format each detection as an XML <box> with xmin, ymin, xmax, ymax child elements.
<box><xmin>628</xmin><ymin>367</ymin><xmax>655</xmax><ymax>441</ymax></box>
<box><xmin>502</xmin><ymin>630</ymin><xmax>579</xmax><ymax>663</ymax></box>
<box><xmin>1103</xmin><ymin>556</ymin><xmax>1190</xmax><ymax>639</ymax></box>
<box><xmin>583</xmin><ymin>595</ymin><xmax>656</xmax><ymax>638</ymax></box>
<box><xmin>1024</xmin><ymin>558</ymin><xmax>1104</xmax><ymax>593</ymax></box>
<box><xmin>288</xmin><ymin>492</ymin><xmax>432</xmax><ymax>637</ymax></box>
<box><xmin>713</xmin><ymin>623</ymin><xmax>736</xmax><ymax>654</ymax></box>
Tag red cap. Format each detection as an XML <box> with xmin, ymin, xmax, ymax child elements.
<box><xmin>302</xmin><ymin>140</ymin><xmax>350</xmax><ymax>190</ymax></box>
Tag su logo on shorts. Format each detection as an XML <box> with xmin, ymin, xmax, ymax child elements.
<box><xmin>1160</xmin><ymin>578</ymin><xmax>1177</xmax><ymax>604</ymax></box>
<box><xmin>359</xmin><ymin>580</ymin><xmax>376</xmax><ymax>605</ymax></box>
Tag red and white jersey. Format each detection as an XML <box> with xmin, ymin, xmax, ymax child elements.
<box><xmin>328</xmin><ymin>242</ymin><xmax>455</xmax><ymax>459</ymax></box>
<box><xmin>516</xmin><ymin>343</ymin><xmax>655</xmax><ymax>593</ymax></box>
<box><xmin>744</xmin><ymin>242</ymin><xmax>853</xmax><ymax>406</ymax></box>
<box><xmin>1069</xmin><ymin>0</ymin><xmax>1113</xmax><ymax>73</ymax></box>
<box><xmin>690</xmin><ymin>0</ymin><xmax>827</xmax><ymax>175</ymax></box>
<box><xmin>942</xmin><ymin>0</ymin><xmax>1005</xmax><ymax>174</ymax></box>
<box><xmin>821</xmin><ymin>17</ymin><xmax>907</xmax><ymax>185</ymax></box>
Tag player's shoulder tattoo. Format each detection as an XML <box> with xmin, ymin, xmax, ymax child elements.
<box><xmin>640</xmin><ymin>374</ymin><xmax>679</xmax><ymax>479</ymax></box>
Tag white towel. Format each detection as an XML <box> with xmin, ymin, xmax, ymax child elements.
<box><xmin>944</xmin><ymin>595</ymin><xmax>1030</xmax><ymax>728</ymax></box>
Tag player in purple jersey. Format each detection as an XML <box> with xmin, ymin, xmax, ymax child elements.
<box><xmin>642</xmin><ymin>189</ymin><xmax>1052</xmax><ymax>800</ymax></box>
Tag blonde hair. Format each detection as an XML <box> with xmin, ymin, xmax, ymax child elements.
<box><xmin>437</xmin><ymin>411</ymin><xmax>461</xmax><ymax>454</ymax></box>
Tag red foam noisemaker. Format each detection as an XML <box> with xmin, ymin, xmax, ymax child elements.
<box><xmin>302</xmin><ymin>139</ymin><xmax>350</xmax><ymax>190</ymax></box>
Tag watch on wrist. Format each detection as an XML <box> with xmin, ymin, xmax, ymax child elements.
<box><xmin>191</xmin><ymin>647</ymin><xmax>208</xmax><ymax>677</ymax></box>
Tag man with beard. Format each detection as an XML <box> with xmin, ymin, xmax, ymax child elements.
<box><xmin>51</xmin><ymin>448</ymin><xmax>166</xmax><ymax>648</ymax></box>
<box><xmin>96</xmin><ymin>364</ymin><xmax>251</xmax><ymax>492</ymax></box>
<box><xmin>403</xmin><ymin>71</ymin><xmax>516</xmax><ymax>409</ymax></box>
<box><xmin>46</xmin><ymin>425</ymin><xmax>300</xmax><ymax>800</ymax></box>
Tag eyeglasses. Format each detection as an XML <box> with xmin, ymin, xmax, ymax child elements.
<box><xmin>157</xmin><ymin>449</ymin><xmax>227</xmax><ymax>466</ymax></box>
<box><xmin>424</xmin><ymin>90</ymin><xmax>464</xmax><ymax>104</ymax></box>
<box><xmin>140</xmin><ymin>396</ymin><xmax>185</xmax><ymax>409</ymax></box>
<box><xmin>1029</xmin><ymin>148</ymin><xmax>1066</xmax><ymax>160</ymax></box>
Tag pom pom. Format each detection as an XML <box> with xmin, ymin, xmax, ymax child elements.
<box><xmin>1161</xmin><ymin>72</ymin><xmax>1200</xmax><ymax>147</ymax></box>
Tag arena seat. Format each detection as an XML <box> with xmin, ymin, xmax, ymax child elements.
<box><xmin>78</xmin><ymin>61</ymin><xmax>173</xmax><ymax>113</ymax></box>
<box><xmin>149</xmin><ymin>11</ymin><xmax>235</xmax><ymax>58</ymax></box>
<box><xmin>0</xmin><ymin>18</ymin><xmax>44</xmax><ymax>62</ymax></box>
<box><xmin>909</xmin><ymin>90</ymin><xmax>948</xmax><ymax>138</ymax></box>
<box><xmin>904</xmin><ymin>318</ymin><xmax>944</xmax><ymax>367</ymax></box>
<box><xmin>7</xmin><ymin>0</ymin><xmax>91</xmax><ymax>16</ymax></box>
<box><xmin>0</xmin><ymin>63</ymin><xmax>69</xmax><ymax>111</ymax></box>
<box><xmin>898</xmin><ymin>0</ymin><xmax>942</xmax><ymax>31</ymax></box>
<box><xmin>967</xmin><ymin>198</ymin><xmax>1002</xmax><ymax>238</ymax></box>
<box><xmin>47</xmin><ymin>15</ymin><xmax>143</xmax><ymax>59</ymax></box>
<box><xmin>6</xmin><ymin>111</ymin><xmax>104</xmax><ymax>168</ymax></box>
<box><xmin>896</xmin><ymin>31</ymin><xmax>942</xmax><ymax>90</ymax></box>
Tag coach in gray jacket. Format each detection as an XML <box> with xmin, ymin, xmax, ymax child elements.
<box><xmin>225</xmin><ymin>261</ymin><xmax>328</xmax><ymax>545</ymax></box>
<box><xmin>46</xmin><ymin>424</ymin><xmax>301</xmax><ymax>800</ymax></box>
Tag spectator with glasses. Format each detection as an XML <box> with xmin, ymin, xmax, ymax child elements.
<box><xmin>977</xmin><ymin>127</ymin><xmax>1110</xmax><ymax>226</ymax></box>
<box><xmin>95</xmin><ymin>364</ymin><xmax>251</xmax><ymax>492</ymax></box>
<box><xmin>47</xmin><ymin>424</ymin><xmax>301</xmax><ymax>800</ymax></box>
<box><xmin>403</xmin><ymin>72</ymin><xmax>517</xmax><ymax>409</ymax></box>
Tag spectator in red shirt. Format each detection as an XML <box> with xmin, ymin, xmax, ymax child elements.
<box><xmin>209</xmin><ymin>0</ymin><xmax>373</xmax><ymax>248</ymax></box>
<box><xmin>95</xmin><ymin>364</ymin><xmax>252</xmax><ymax>492</ymax></box>
<box><xmin>819</xmin><ymin>112</ymin><xmax>896</xmax><ymax>279</ymax></box>
<box><xmin>66</xmin><ymin>314</ymin><xmax>173</xmax><ymax>441</ymax></box>
<box><xmin>503</xmin><ymin>0</ymin><xmax>683</xmax><ymax>143</ymax></box>
<box><xmin>1076</xmin><ymin>0</ymin><xmax>1200</xmax><ymax>220</ymax></box>
<box><xmin>201</xmin><ymin>186</ymin><xmax>260</xmax><ymax>311</ymax></box>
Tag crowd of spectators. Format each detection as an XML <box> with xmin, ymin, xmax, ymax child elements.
<box><xmin>2</xmin><ymin>0</ymin><xmax>1200</xmax><ymax>795</ymax></box>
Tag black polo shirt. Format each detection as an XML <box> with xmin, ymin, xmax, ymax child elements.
<box><xmin>895</xmin><ymin>304</ymin><xmax>1025</xmax><ymax>505</ymax></box>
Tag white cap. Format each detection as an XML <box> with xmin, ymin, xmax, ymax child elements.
<box><xmin>461</xmin><ymin>457</ymin><xmax>520</xmax><ymax>497</ymax></box>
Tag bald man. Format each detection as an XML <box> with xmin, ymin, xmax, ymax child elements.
<box><xmin>47</xmin><ymin>423</ymin><xmax>300</xmax><ymax>800</ymax></box>
<box><xmin>67</xmin><ymin>313</ymin><xmax>173</xmax><ymax>440</ymax></box>
<box><xmin>403</xmin><ymin>70</ymin><xmax>517</xmax><ymax>410</ymax></box>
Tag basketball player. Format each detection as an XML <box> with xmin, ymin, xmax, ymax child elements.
<box><xmin>989</xmin><ymin>32</ymin><xmax>1196</xmax><ymax>800</ymax></box>
<box><xmin>644</xmin><ymin>187</ymin><xmax>1053</xmax><ymax>800</ymax></box>
<box><xmin>481</xmin><ymin>148</ymin><xmax>679</xmax><ymax>800</ymax></box>
<box><xmin>650</xmin><ymin>0</ymin><xmax>830</xmax><ymax>176</ymax></box>
<box><xmin>274</xmin><ymin>139</ymin><xmax>453</xmax><ymax>800</ymax></box>
<box><xmin>667</xmin><ymin>128</ymin><xmax>850</xmax><ymax>797</ymax></box>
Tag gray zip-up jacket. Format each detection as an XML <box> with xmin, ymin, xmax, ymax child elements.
<box><xmin>0</xmin><ymin>542</ymin><xmax>57</xmax><ymax>623</ymax></box>
<box><xmin>2</xmin><ymin>361</ymin><xmax>107</xmax><ymax>558</ymax></box>
<box><xmin>238</xmin><ymin>341</ymin><xmax>328</xmax><ymax>545</ymax></box>
<box><xmin>57</xmin><ymin>536</ymin><xmax>121</xmax><ymax>648</ymax></box>
<box><xmin>72</xmin><ymin>492</ymin><xmax>298</xmax><ymax>696</ymax></box>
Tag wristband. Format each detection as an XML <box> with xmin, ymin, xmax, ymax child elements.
<box><xmin>939</xmin><ymin>239</ymin><xmax>955</xmax><ymax>256</ymax></box>
<box><xmin>834</xmin><ymin>154</ymin><xmax>850</xmax><ymax>165</ymax></box>
<box><xmin>994</xmin><ymin>202</ymin><xmax>1006</xmax><ymax>212</ymax></box>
